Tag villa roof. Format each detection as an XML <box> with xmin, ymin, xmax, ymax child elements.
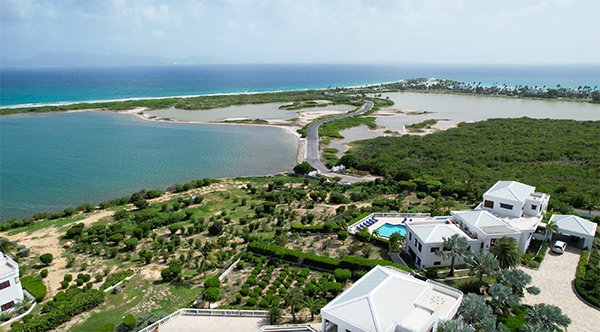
<box><xmin>483</xmin><ymin>181</ymin><xmax>535</xmax><ymax>203</ymax></box>
<box><xmin>550</xmin><ymin>214</ymin><xmax>597</xmax><ymax>237</ymax></box>
<box><xmin>452</xmin><ymin>210</ymin><xmax>519</xmax><ymax>236</ymax></box>
<box><xmin>321</xmin><ymin>266</ymin><xmax>462</xmax><ymax>332</ymax></box>
<box><xmin>408</xmin><ymin>222</ymin><xmax>473</xmax><ymax>244</ymax></box>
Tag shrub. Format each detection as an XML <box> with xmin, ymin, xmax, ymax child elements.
<box><xmin>39</xmin><ymin>253</ymin><xmax>54</xmax><ymax>266</ymax></box>
<box><xmin>64</xmin><ymin>274</ymin><xmax>73</xmax><ymax>282</ymax></box>
<box><xmin>12</xmin><ymin>289</ymin><xmax>105</xmax><ymax>332</ymax></box>
<box><xmin>40</xmin><ymin>269</ymin><xmax>49</xmax><ymax>278</ymax></box>
<box><xmin>95</xmin><ymin>274</ymin><xmax>104</xmax><ymax>283</ymax></box>
<box><xmin>122</xmin><ymin>314</ymin><xmax>136</xmax><ymax>331</ymax></box>
<box><xmin>208</xmin><ymin>220</ymin><xmax>224</xmax><ymax>236</ymax></box>
<box><xmin>204</xmin><ymin>277</ymin><xmax>221</xmax><ymax>289</ymax></box>
<box><xmin>21</xmin><ymin>276</ymin><xmax>47</xmax><ymax>301</ymax></box>
<box><xmin>203</xmin><ymin>287</ymin><xmax>221</xmax><ymax>303</ymax></box>
<box><xmin>101</xmin><ymin>270</ymin><xmax>134</xmax><ymax>290</ymax></box>
<box><xmin>416</xmin><ymin>192</ymin><xmax>427</xmax><ymax>199</ymax></box>
<box><xmin>334</xmin><ymin>268</ymin><xmax>352</xmax><ymax>283</ymax></box>
<box><xmin>60</xmin><ymin>281</ymin><xmax>69</xmax><ymax>289</ymax></box>
<box><xmin>337</xmin><ymin>230</ymin><xmax>348</xmax><ymax>240</ymax></box>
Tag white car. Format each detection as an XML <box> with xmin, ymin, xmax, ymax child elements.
<box><xmin>551</xmin><ymin>240</ymin><xmax>567</xmax><ymax>254</ymax></box>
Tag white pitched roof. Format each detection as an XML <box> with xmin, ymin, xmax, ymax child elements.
<box><xmin>452</xmin><ymin>210</ymin><xmax>519</xmax><ymax>235</ymax></box>
<box><xmin>408</xmin><ymin>222</ymin><xmax>471</xmax><ymax>243</ymax></box>
<box><xmin>550</xmin><ymin>215</ymin><xmax>597</xmax><ymax>237</ymax></box>
<box><xmin>321</xmin><ymin>266</ymin><xmax>462</xmax><ymax>332</ymax></box>
<box><xmin>484</xmin><ymin>181</ymin><xmax>534</xmax><ymax>202</ymax></box>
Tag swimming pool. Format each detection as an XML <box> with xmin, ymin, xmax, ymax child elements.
<box><xmin>376</xmin><ymin>223</ymin><xmax>407</xmax><ymax>238</ymax></box>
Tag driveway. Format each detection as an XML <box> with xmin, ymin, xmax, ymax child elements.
<box><xmin>522</xmin><ymin>247</ymin><xmax>600</xmax><ymax>331</ymax></box>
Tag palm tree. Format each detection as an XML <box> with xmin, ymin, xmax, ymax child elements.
<box><xmin>526</xmin><ymin>304</ymin><xmax>571</xmax><ymax>331</ymax></box>
<box><xmin>495</xmin><ymin>268</ymin><xmax>539</xmax><ymax>296</ymax></box>
<box><xmin>436</xmin><ymin>234</ymin><xmax>470</xmax><ymax>276</ymax></box>
<box><xmin>458</xmin><ymin>293</ymin><xmax>496</xmax><ymax>331</ymax></box>
<box><xmin>544</xmin><ymin>220</ymin><xmax>559</xmax><ymax>243</ymax></box>
<box><xmin>467</xmin><ymin>252</ymin><xmax>499</xmax><ymax>287</ymax></box>
<box><xmin>197</xmin><ymin>242</ymin><xmax>216</xmax><ymax>277</ymax></box>
<box><xmin>437</xmin><ymin>318</ymin><xmax>475</xmax><ymax>332</ymax></box>
<box><xmin>487</xmin><ymin>284</ymin><xmax>520</xmax><ymax>315</ymax></box>
<box><xmin>303</xmin><ymin>297</ymin><xmax>324</xmax><ymax>321</ymax></box>
<box><xmin>0</xmin><ymin>238</ymin><xmax>16</xmax><ymax>256</ymax></box>
<box><xmin>268</xmin><ymin>304</ymin><xmax>283</xmax><ymax>325</ymax></box>
<box><xmin>490</xmin><ymin>237</ymin><xmax>521</xmax><ymax>269</ymax></box>
<box><xmin>388</xmin><ymin>232</ymin><xmax>403</xmax><ymax>256</ymax></box>
<box><xmin>284</xmin><ymin>288</ymin><xmax>304</xmax><ymax>322</ymax></box>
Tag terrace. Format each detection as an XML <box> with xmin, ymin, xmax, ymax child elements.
<box><xmin>348</xmin><ymin>212</ymin><xmax>433</xmax><ymax>237</ymax></box>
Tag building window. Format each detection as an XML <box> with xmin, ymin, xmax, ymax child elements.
<box><xmin>480</xmin><ymin>243</ymin><xmax>484</xmax><ymax>249</ymax></box>
<box><xmin>1</xmin><ymin>301</ymin><xmax>14</xmax><ymax>311</ymax></box>
<box><xmin>414</xmin><ymin>238</ymin><xmax>417</xmax><ymax>246</ymax></box>
<box><xmin>0</xmin><ymin>281</ymin><xmax>10</xmax><ymax>290</ymax></box>
<box><xmin>484</xmin><ymin>200</ymin><xmax>494</xmax><ymax>208</ymax></box>
<box><xmin>500</xmin><ymin>203</ymin><xmax>513</xmax><ymax>210</ymax></box>
<box><xmin>409</xmin><ymin>232</ymin><xmax>412</xmax><ymax>240</ymax></box>
<box><xmin>433</xmin><ymin>261</ymin><xmax>441</xmax><ymax>266</ymax></box>
<box><xmin>430</xmin><ymin>247</ymin><xmax>439</xmax><ymax>253</ymax></box>
<box><xmin>418</xmin><ymin>242</ymin><xmax>422</xmax><ymax>252</ymax></box>
<box><xmin>531</xmin><ymin>204</ymin><xmax>537</xmax><ymax>210</ymax></box>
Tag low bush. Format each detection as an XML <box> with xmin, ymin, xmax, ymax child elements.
<box><xmin>39</xmin><ymin>253</ymin><xmax>54</xmax><ymax>266</ymax></box>
<box><xmin>40</xmin><ymin>269</ymin><xmax>48</xmax><ymax>279</ymax></box>
<box><xmin>100</xmin><ymin>269</ymin><xmax>134</xmax><ymax>290</ymax></box>
<box><xmin>11</xmin><ymin>289</ymin><xmax>105</xmax><ymax>332</ymax></box>
<box><xmin>22</xmin><ymin>276</ymin><xmax>47</xmax><ymax>301</ymax></box>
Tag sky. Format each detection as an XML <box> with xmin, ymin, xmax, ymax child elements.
<box><xmin>1</xmin><ymin>0</ymin><xmax>599</xmax><ymax>64</ymax></box>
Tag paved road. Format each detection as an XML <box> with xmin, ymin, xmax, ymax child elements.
<box><xmin>305</xmin><ymin>100</ymin><xmax>377</xmax><ymax>183</ymax></box>
<box><xmin>522</xmin><ymin>247</ymin><xmax>600</xmax><ymax>331</ymax></box>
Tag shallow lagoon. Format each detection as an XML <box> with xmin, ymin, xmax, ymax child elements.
<box><xmin>0</xmin><ymin>111</ymin><xmax>298</xmax><ymax>219</ymax></box>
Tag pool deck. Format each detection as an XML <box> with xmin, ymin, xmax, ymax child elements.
<box><xmin>349</xmin><ymin>212</ymin><xmax>443</xmax><ymax>236</ymax></box>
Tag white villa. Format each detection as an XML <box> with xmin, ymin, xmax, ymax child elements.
<box><xmin>0</xmin><ymin>252</ymin><xmax>24</xmax><ymax>312</ymax></box>
<box><xmin>404</xmin><ymin>181</ymin><xmax>550</xmax><ymax>269</ymax></box>
<box><xmin>320</xmin><ymin>265</ymin><xmax>462</xmax><ymax>332</ymax></box>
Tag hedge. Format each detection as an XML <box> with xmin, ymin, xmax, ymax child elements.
<box><xmin>348</xmin><ymin>212</ymin><xmax>371</xmax><ymax>227</ymax></box>
<box><xmin>247</xmin><ymin>242</ymin><xmax>411</xmax><ymax>273</ymax></box>
<box><xmin>21</xmin><ymin>276</ymin><xmax>47</xmax><ymax>302</ymax></box>
<box><xmin>100</xmin><ymin>269</ymin><xmax>134</xmax><ymax>290</ymax></box>
<box><xmin>11</xmin><ymin>289</ymin><xmax>105</xmax><ymax>332</ymax></box>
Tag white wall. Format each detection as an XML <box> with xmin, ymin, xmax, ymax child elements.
<box><xmin>405</xmin><ymin>230</ymin><xmax>480</xmax><ymax>269</ymax></box>
<box><xmin>482</xmin><ymin>195</ymin><xmax>524</xmax><ymax>218</ymax></box>
<box><xmin>321</xmin><ymin>313</ymin><xmax>369</xmax><ymax>332</ymax></box>
<box><xmin>0</xmin><ymin>271</ymin><xmax>24</xmax><ymax>311</ymax></box>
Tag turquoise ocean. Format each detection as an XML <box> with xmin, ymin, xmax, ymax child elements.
<box><xmin>0</xmin><ymin>64</ymin><xmax>598</xmax><ymax>219</ymax></box>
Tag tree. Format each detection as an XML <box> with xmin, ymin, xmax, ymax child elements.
<box><xmin>0</xmin><ymin>238</ymin><xmax>16</xmax><ymax>256</ymax></box>
<box><xmin>39</xmin><ymin>253</ymin><xmax>54</xmax><ymax>266</ymax></box>
<box><xmin>208</xmin><ymin>220</ymin><xmax>224</xmax><ymax>236</ymax></box>
<box><xmin>467</xmin><ymin>252</ymin><xmax>499</xmax><ymax>287</ymax></box>
<box><xmin>122</xmin><ymin>314</ymin><xmax>136</xmax><ymax>331</ymax></box>
<box><xmin>203</xmin><ymin>287</ymin><xmax>221</xmax><ymax>305</ymax></box>
<box><xmin>526</xmin><ymin>304</ymin><xmax>571</xmax><ymax>331</ymax></box>
<box><xmin>268</xmin><ymin>304</ymin><xmax>283</xmax><ymax>324</ymax></box>
<box><xmin>436</xmin><ymin>234</ymin><xmax>470</xmax><ymax>276</ymax></box>
<box><xmin>458</xmin><ymin>293</ymin><xmax>496</xmax><ymax>331</ymax></box>
<box><xmin>490</xmin><ymin>237</ymin><xmax>521</xmax><ymax>269</ymax></box>
<box><xmin>197</xmin><ymin>243</ymin><xmax>216</xmax><ymax>277</ymax></box>
<box><xmin>123</xmin><ymin>238</ymin><xmax>138</xmax><ymax>251</ymax></box>
<box><xmin>304</xmin><ymin>297</ymin><xmax>324</xmax><ymax>321</ymax></box>
<box><xmin>133</xmin><ymin>198</ymin><xmax>149</xmax><ymax>210</ymax></box>
<box><xmin>283</xmin><ymin>288</ymin><xmax>304</xmax><ymax>322</ymax></box>
<box><xmin>544</xmin><ymin>220</ymin><xmax>559</xmax><ymax>243</ymax></box>
<box><xmin>293</xmin><ymin>162</ymin><xmax>314</xmax><ymax>175</ymax></box>
<box><xmin>495</xmin><ymin>268</ymin><xmax>539</xmax><ymax>296</ymax></box>
<box><xmin>437</xmin><ymin>318</ymin><xmax>475</xmax><ymax>332</ymax></box>
<box><xmin>487</xmin><ymin>284</ymin><xmax>520</xmax><ymax>315</ymax></box>
<box><xmin>388</xmin><ymin>232</ymin><xmax>403</xmax><ymax>255</ymax></box>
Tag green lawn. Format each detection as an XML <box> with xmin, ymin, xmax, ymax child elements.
<box><xmin>70</xmin><ymin>277</ymin><xmax>201</xmax><ymax>332</ymax></box>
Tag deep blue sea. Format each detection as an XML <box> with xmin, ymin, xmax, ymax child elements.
<box><xmin>1</xmin><ymin>64</ymin><xmax>598</xmax><ymax>107</ymax></box>
<box><xmin>0</xmin><ymin>63</ymin><xmax>599</xmax><ymax>220</ymax></box>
